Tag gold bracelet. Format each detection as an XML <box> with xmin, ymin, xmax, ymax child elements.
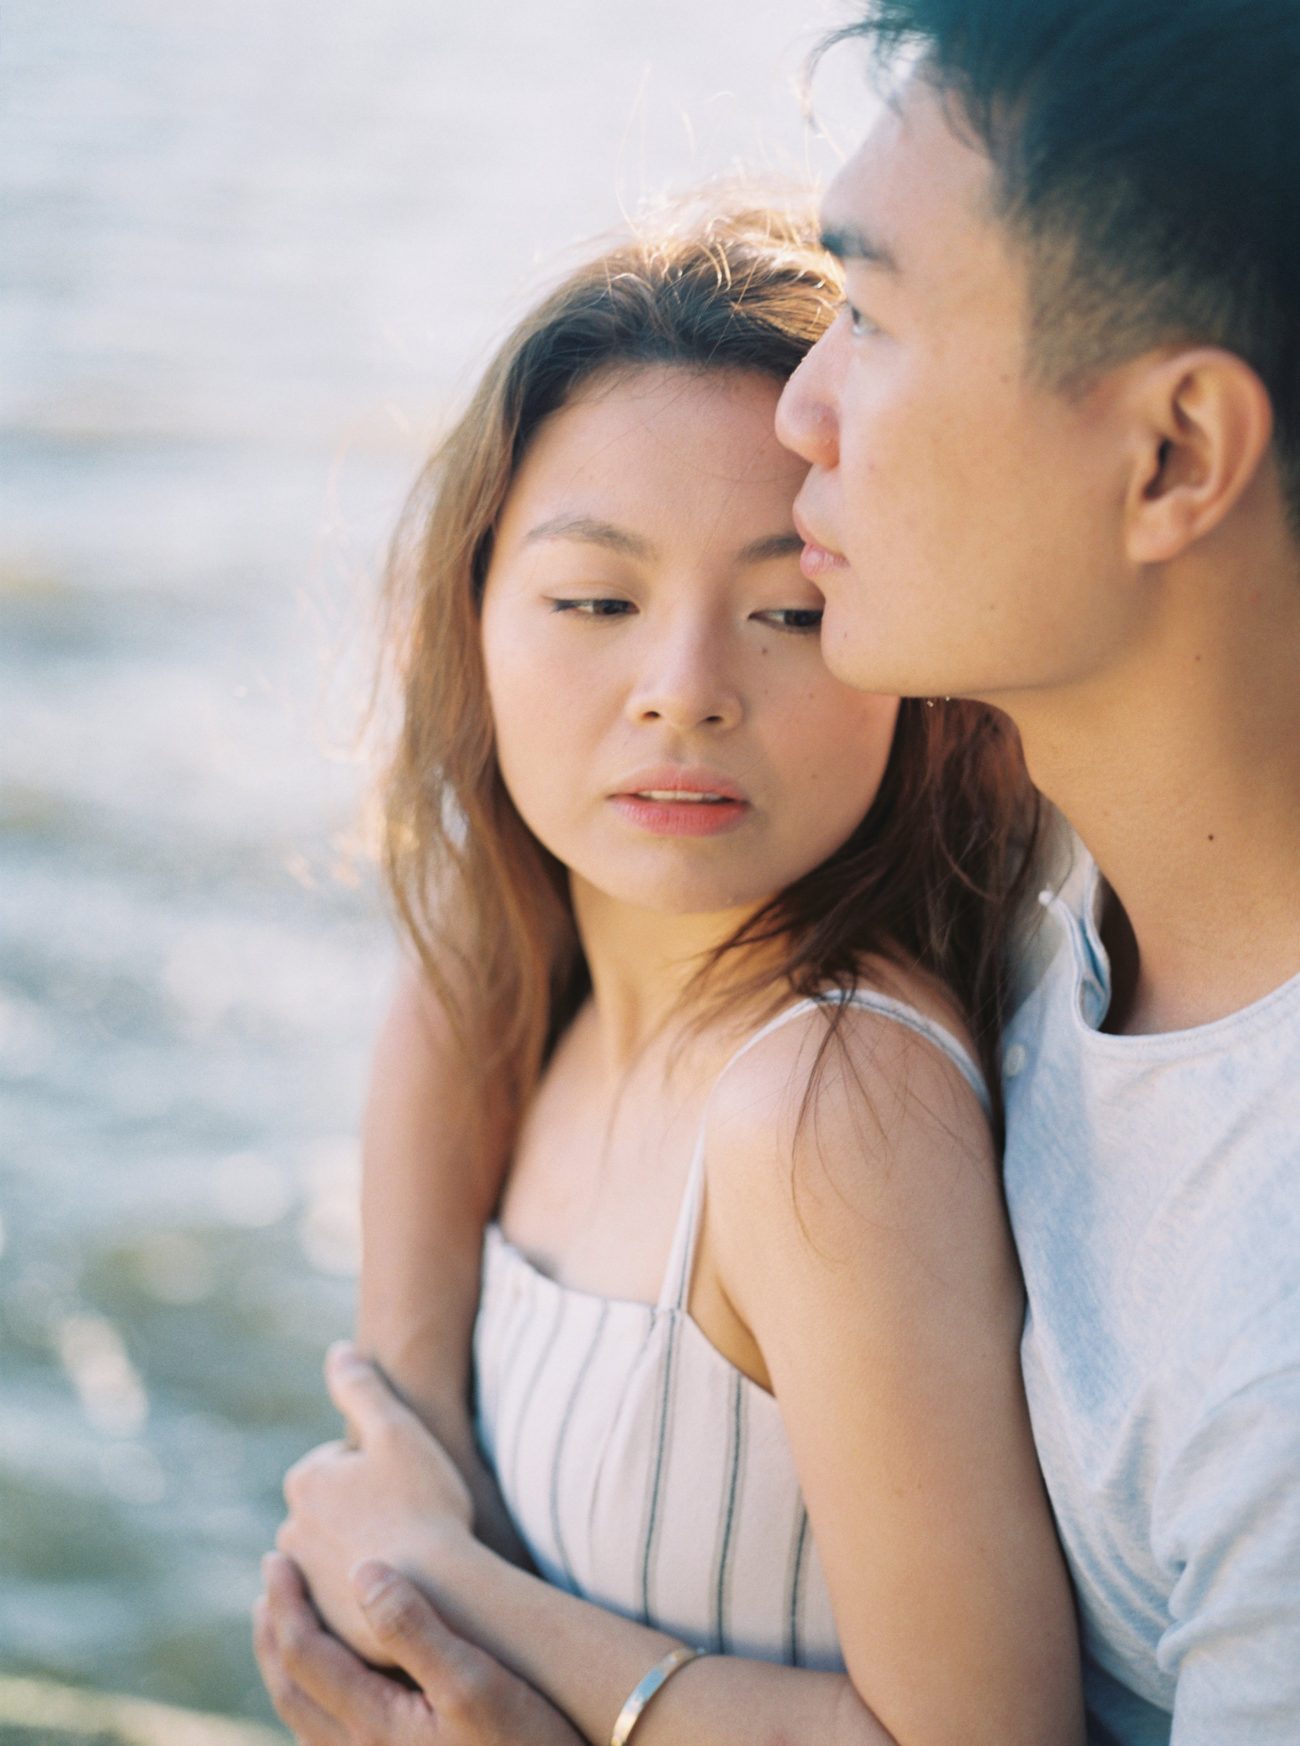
<box><xmin>608</xmin><ymin>1645</ymin><xmax>707</xmax><ymax>1746</ymax></box>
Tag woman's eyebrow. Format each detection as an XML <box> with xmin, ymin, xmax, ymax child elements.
<box><xmin>738</xmin><ymin>532</ymin><xmax>805</xmax><ymax>564</ymax></box>
<box><xmin>523</xmin><ymin>514</ymin><xmax>653</xmax><ymax>560</ymax></box>
<box><xmin>522</xmin><ymin>517</ymin><xmax>801</xmax><ymax>568</ymax></box>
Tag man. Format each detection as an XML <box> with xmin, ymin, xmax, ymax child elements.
<box><xmin>777</xmin><ymin>4</ymin><xmax>1300</xmax><ymax>1739</ymax></box>
<box><xmin>259</xmin><ymin>2</ymin><xmax>1300</xmax><ymax>1740</ymax></box>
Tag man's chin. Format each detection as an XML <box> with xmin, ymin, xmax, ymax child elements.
<box><xmin>821</xmin><ymin>620</ymin><xmax>950</xmax><ymax>702</ymax></box>
<box><xmin>819</xmin><ymin>609</ymin><xmax>898</xmax><ymax>694</ymax></box>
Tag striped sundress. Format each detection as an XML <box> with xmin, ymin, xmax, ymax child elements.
<box><xmin>471</xmin><ymin>991</ymin><xmax>989</xmax><ymax>1667</ymax></box>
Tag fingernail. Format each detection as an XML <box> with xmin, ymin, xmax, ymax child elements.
<box><xmin>327</xmin><ymin>1339</ymin><xmax>360</xmax><ymax>1369</ymax></box>
<box><xmin>352</xmin><ymin>1559</ymin><xmax>395</xmax><ymax>1608</ymax></box>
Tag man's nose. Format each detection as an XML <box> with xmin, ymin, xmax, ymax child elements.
<box><xmin>775</xmin><ymin>334</ymin><xmax>840</xmax><ymax>470</ymax></box>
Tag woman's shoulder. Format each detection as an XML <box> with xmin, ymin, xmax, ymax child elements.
<box><xmin>700</xmin><ymin>967</ymin><xmax>1000</xmax><ymax>1272</ymax></box>
<box><xmin>711</xmin><ymin>962</ymin><xmax>987</xmax><ymax>1126</ymax></box>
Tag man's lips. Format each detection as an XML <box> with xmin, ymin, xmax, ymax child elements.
<box><xmin>792</xmin><ymin>505</ymin><xmax>848</xmax><ymax>581</ymax></box>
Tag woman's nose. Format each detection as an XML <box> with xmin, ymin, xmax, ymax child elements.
<box><xmin>626</xmin><ymin>626</ymin><xmax>742</xmax><ymax>732</ymax></box>
<box><xmin>775</xmin><ymin>334</ymin><xmax>840</xmax><ymax>470</ymax></box>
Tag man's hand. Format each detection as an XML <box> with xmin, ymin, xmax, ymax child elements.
<box><xmin>254</xmin><ymin>1552</ymin><xmax>585</xmax><ymax>1746</ymax></box>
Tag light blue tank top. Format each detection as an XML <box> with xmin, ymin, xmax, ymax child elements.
<box><xmin>1004</xmin><ymin>844</ymin><xmax>1300</xmax><ymax>1745</ymax></box>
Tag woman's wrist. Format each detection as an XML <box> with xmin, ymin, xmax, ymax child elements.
<box><xmin>403</xmin><ymin>1511</ymin><xmax>493</xmax><ymax>1615</ymax></box>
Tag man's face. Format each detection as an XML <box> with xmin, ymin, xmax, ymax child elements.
<box><xmin>777</xmin><ymin>75</ymin><xmax>1140</xmax><ymax>705</ymax></box>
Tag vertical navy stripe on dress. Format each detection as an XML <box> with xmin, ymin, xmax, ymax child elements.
<box><xmin>638</xmin><ymin>1315</ymin><xmax>680</xmax><ymax>1624</ymax></box>
<box><xmin>785</xmin><ymin>1501</ymin><xmax>811</xmax><ymax>1667</ymax></box>
<box><xmin>549</xmin><ymin>1300</ymin><xmax>610</xmax><ymax>1589</ymax></box>
<box><xmin>506</xmin><ymin>1288</ymin><xmax>568</xmax><ymax>1506</ymax></box>
<box><xmin>587</xmin><ymin>1303</ymin><xmax>656</xmax><ymax>1556</ymax></box>
<box><xmin>712</xmin><ymin>1369</ymin><xmax>747</xmax><ymax>1653</ymax></box>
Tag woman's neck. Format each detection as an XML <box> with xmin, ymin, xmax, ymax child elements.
<box><xmin>570</xmin><ymin>875</ymin><xmax>779</xmax><ymax>1079</ymax></box>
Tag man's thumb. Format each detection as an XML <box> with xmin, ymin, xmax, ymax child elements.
<box><xmin>352</xmin><ymin>1560</ymin><xmax>457</xmax><ymax>1687</ymax></box>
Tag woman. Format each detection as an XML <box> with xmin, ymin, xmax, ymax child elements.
<box><xmin>264</xmin><ymin>197</ymin><xmax>1080</xmax><ymax>1746</ymax></box>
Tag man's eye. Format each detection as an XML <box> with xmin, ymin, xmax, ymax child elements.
<box><xmin>549</xmin><ymin>598</ymin><xmax>634</xmax><ymax>618</ymax></box>
<box><xmin>754</xmin><ymin>607</ymin><xmax>824</xmax><ymax>633</ymax></box>
<box><xmin>839</xmin><ymin>299</ymin><xmax>877</xmax><ymax>339</ymax></box>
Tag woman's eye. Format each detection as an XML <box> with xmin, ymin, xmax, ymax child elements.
<box><xmin>549</xmin><ymin>597</ymin><xmax>635</xmax><ymax>618</ymax></box>
<box><xmin>754</xmin><ymin>607</ymin><xmax>824</xmax><ymax>633</ymax></box>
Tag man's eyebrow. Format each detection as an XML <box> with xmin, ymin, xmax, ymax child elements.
<box><xmin>819</xmin><ymin>222</ymin><xmax>900</xmax><ymax>274</ymax></box>
<box><xmin>522</xmin><ymin>514</ymin><xmax>655</xmax><ymax>560</ymax></box>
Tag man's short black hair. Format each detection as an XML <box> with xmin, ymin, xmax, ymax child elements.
<box><xmin>828</xmin><ymin>0</ymin><xmax>1300</xmax><ymax>527</ymax></box>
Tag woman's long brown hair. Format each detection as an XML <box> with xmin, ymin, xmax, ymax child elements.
<box><xmin>375</xmin><ymin>195</ymin><xmax>1038</xmax><ymax>1148</ymax></box>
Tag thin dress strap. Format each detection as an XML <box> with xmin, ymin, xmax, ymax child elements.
<box><xmin>656</xmin><ymin>990</ymin><xmax>989</xmax><ymax>1312</ymax></box>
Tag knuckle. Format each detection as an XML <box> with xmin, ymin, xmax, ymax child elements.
<box><xmin>282</xmin><ymin>1457</ymin><xmax>309</xmax><ymax>1508</ymax></box>
<box><xmin>275</xmin><ymin>1684</ymin><xmax>314</xmax><ymax>1735</ymax></box>
<box><xmin>282</xmin><ymin>1438</ymin><xmax>344</xmax><ymax>1507</ymax></box>
<box><xmin>370</xmin><ymin>1416</ymin><xmax>402</xmax><ymax>1457</ymax></box>
<box><xmin>442</xmin><ymin>1650</ymin><xmax>495</xmax><ymax>1721</ymax></box>
<box><xmin>251</xmin><ymin>1597</ymin><xmax>273</xmax><ymax>1659</ymax></box>
<box><xmin>254</xmin><ymin>1648</ymin><xmax>297</xmax><ymax>1724</ymax></box>
<box><xmin>275</xmin><ymin>1606</ymin><xmax>312</xmax><ymax>1670</ymax></box>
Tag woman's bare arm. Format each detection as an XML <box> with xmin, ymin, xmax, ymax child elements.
<box><xmin>282</xmin><ymin>1006</ymin><xmax>1083</xmax><ymax>1746</ymax></box>
<box><xmin>355</xmin><ymin>964</ymin><xmax>527</xmax><ymax>1563</ymax></box>
<box><xmin>401</xmin><ymin>1012</ymin><xmax>1082</xmax><ymax>1745</ymax></box>
<box><xmin>282</xmin><ymin>1358</ymin><xmax>892</xmax><ymax>1746</ymax></box>
<box><xmin>701</xmin><ymin>1008</ymin><xmax>1084</xmax><ymax>1746</ymax></box>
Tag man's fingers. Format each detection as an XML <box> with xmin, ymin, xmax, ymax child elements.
<box><xmin>253</xmin><ymin>1576</ymin><xmax>347</xmax><ymax>1746</ymax></box>
<box><xmin>324</xmin><ymin>1341</ymin><xmax>417</xmax><ymax>1445</ymax></box>
<box><xmin>263</xmin><ymin>1548</ymin><xmax>311</xmax><ymax>1607</ymax></box>
<box><xmin>353</xmin><ymin>1560</ymin><xmax>486</xmax><ymax>1703</ymax></box>
<box><xmin>262</xmin><ymin>1552</ymin><xmax>411</xmax><ymax>1733</ymax></box>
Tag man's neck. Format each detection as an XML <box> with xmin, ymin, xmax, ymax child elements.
<box><xmin>1010</xmin><ymin>554</ymin><xmax>1300</xmax><ymax>1035</ymax></box>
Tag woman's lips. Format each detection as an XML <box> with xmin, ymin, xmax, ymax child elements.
<box><xmin>607</xmin><ymin>770</ymin><xmax>751</xmax><ymax>838</ymax></box>
<box><xmin>608</xmin><ymin>793</ymin><xmax>750</xmax><ymax>837</ymax></box>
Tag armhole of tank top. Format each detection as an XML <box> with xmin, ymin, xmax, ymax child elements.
<box><xmin>657</xmin><ymin>991</ymin><xmax>989</xmax><ymax>1312</ymax></box>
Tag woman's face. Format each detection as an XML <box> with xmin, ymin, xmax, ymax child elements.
<box><xmin>479</xmin><ymin>365</ymin><xmax>900</xmax><ymax>923</ymax></box>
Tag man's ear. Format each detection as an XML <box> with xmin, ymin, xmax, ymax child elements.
<box><xmin>1123</xmin><ymin>348</ymin><xmax>1275</xmax><ymax>565</ymax></box>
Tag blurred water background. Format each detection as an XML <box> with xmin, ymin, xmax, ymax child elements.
<box><xmin>0</xmin><ymin>0</ymin><xmax>864</xmax><ymax>1726</ymax></box>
